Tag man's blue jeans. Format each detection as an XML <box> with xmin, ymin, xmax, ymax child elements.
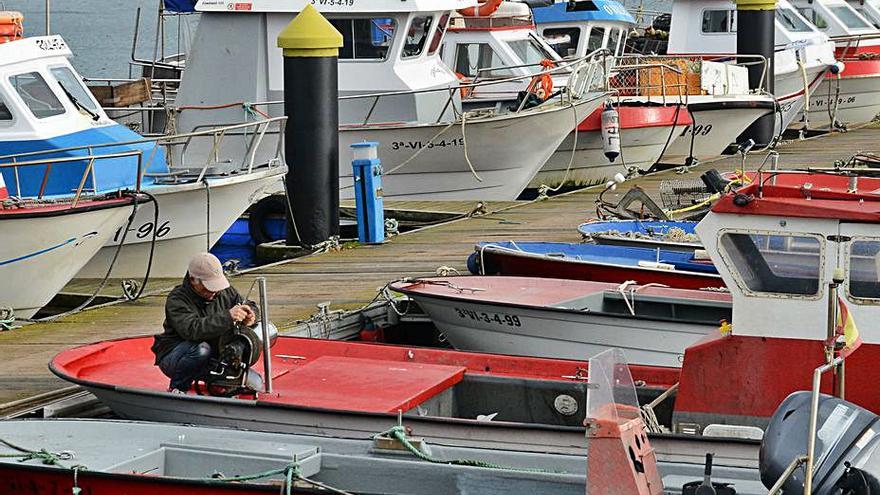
<box><xmin>158</xmin><ymin>341</ymin><xmax>212</xmax><ymax>391</ymax></box>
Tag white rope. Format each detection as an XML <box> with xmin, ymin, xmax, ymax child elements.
<box><xmin>536</xmin><ymin>100</ymin><xmax>580</xmax><ymax>199</ymax></box>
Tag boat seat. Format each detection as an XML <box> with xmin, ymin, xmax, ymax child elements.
<box><xmin>263</xmin><ymin>356</ymin><xmax>466</xmax><ymax>414</ymax></box>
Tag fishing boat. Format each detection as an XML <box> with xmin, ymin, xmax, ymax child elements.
<box><xmin>578</xmin><ymin>219</ymin><xmax>701</xmax><ymax>251</ymax></box>
<box><xmin>531</xmin><ymin>0</ymin><xmax>777</xmax><ymax>165</ymax></box>
<box><xmin>790</xmin><ymin>0</ymin><xmax>880</xmax><ymax>128</ymax></box>
<box><xmin>392</xmin><ymin>276</ymin><xmax>731</xmax><ymax>367</ymax></box>
<box><xmin>660</xmin><ymin>0</ymin><xmax>837</xmax><ymax>135</ymax></box>
<box><xmin>440</xmin><ymin>0</ymin><xmax>692</xmax><ymax>189</ymax></box>
<box><xmin>0</xmin><ymin>34</ymin><xmax>287</xmax><ymax>279</ymax></box>
<box><xmin>0</xmin><ymin>158</ymin><xmax>137</xmax><ymax>319</ymax></box>
<box><xmin>167</xmin><ymin>0</ymin><xmax>607</xmax><ymax>201</ymax></box>
<box><xmin>468</xmin><ymin>241</ymin><xmax>723</xmax><ymax>289</ymax></box>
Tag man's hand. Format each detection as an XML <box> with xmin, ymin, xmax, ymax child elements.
<box><xmin>229</xmin><ymin>305</ymin><xmax>249</xmax><ymax>324</ymax></box>
<box><xmin>241</xmin><ymin>305</ymin><xmax>256</xmax><ymax>327</ymax></box>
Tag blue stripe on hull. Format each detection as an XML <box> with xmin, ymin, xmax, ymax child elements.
<box><xmin>0</xmin><ymin>124</ymin><xmax>168</xmax><ymax>197</ymax></box>
<box><xmin>0</xmin><ymin>237</ymin><xmax>77</xmax><ymax>267</ymax></box>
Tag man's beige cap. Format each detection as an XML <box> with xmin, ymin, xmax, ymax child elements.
<box><xmin>188</xmin><ymin>252</ymin><xmax>230</xmax><ymax>292</ymax></box>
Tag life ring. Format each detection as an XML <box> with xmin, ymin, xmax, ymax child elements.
<box><xmin>455</xmin><ymin>72</ymin><xmax>473</xmax><ymax>99</ymax></box>
<box><xmin>528</xmin><ymin>59</ymin><xmax>555</xmax><ymax>100</ymax></box>
<box><xmin>458</xmin><ymin>0</ymin><xmax>504</xmax><ymax>17</ymax></box>
<box><xmin>247</xmin><ymin>195</ymin><xmax>287</xmax><ymax>245</ymax></box>
<box><xmin>0</xmin><ymin>11</ymin><xmax>23</xmax><ymax>43</ymax></box>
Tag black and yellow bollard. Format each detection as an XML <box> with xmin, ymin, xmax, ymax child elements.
<box><xmin>737</xmin><ymin>0</ymin><xmax>776</xmax><ymax>147</ymax></box>
<box><xmin>277</xmin><ymin>5</ymin><xmax>343</xmax><ymax>247</ymax></box>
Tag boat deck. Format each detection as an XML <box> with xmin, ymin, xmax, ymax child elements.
<box><xmin>0</xmin><ymin>126</ymin><xmax>877</xmax><ymax>404</ymax></box>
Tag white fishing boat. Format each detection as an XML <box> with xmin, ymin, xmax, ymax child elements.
<box><xmin>662</xmin><ymin>0</ymin><xmax>837</xmax><ymax>134</ymax></box>
<box><xmin>0</xmin><ymin>155</ymin><xmax>137</xmax><ymax>319</ymax></box>
<box><xmin>440</xmin><ymin>0</ymin><xmax>692</xmax><ymax>189</ymax></box>
<box><xmin>168</xmin><ymin>0</ymin><xmax>606</xmax><ymax>201</ymax></box>
<box><xmin>0</xmin><ymin>34</ymin><xmax>287</xmax><ymax>279</ymax></box>
<box><xmin>792</xmin><ymin>0</ymin><xmax>880</xmax><ymax>128</ymax></box>
<box><xmin>531</xmin><ymin>0</ymin><xmax>776</xmax><ymax>166</ymax></box>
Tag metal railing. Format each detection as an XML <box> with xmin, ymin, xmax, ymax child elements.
<box><xmin>0</xmin><ymin>118</ymin><xmax>286</xmax><ymax>192</ymax></box>
<box><xmin>0</xmin><ymin>149</ymin><xmax>144</xmax><ymax>207</ymax></box>
<box><xmin>831</xmin><ymin>32</ymin><xmax>880</xmax><ymax>59</ymax></box>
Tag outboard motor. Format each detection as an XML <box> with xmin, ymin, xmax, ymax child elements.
<box><xmin>760</xmin><ymin>391</ymin><xmax>880</xmax><ymax>495</ymax></box>
<box><xmin>198</xmin><ymin>322</ymin><xmax>278</xmax><ymax>397</ymax></box>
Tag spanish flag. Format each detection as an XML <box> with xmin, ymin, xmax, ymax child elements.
<box><xmin>836</xmin><ymin>296</ymin><xmax>862</xmax><ymax>358</ymax></box>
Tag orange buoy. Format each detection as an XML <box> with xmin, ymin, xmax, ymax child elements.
<box><xmin>0</xmin><ymin>11</ymin><xmax>23</xmax><ymax>44</ymax></box>
<box><xmin>455</xmin><ymin>72</ymin><xmax>474</xmax><ymax>99</ymax></box>
<box><xmin>528</xmin><ymin>59</ymin><xmax>555</xmax><ymax>100</ymax></box>
<box><xmin>458</xmin><ymin>0</ymin><xmax>504</xmax><ymax>17</ymax></box>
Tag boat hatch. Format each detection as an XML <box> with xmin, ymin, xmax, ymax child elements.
<box><xmin>105</xmin><ymin>440</ymin><xmax>321</xmax><ymax>478</ymax></box>
<box><xmin>553</xmin><ymin>291</ymin><xmax>732</xmax><ymax>324</ymax></box>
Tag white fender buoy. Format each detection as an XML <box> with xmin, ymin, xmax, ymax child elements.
<box><xmin>601</xmin><ymin>102</ymin><xmax>621</xmax><ymax>163</ymax></box>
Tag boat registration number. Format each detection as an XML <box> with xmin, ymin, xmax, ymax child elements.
<box><xmin>454</xmin><ymin>307</ymin><xmax>522</xmax><ymax>327</ymax></box>
<box><xmin>391</xmin><ymin>138</ymin><xmax>465</xmax><ymax>151</ymax></box>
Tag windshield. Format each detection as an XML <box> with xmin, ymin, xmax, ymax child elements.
<box><xmin>830</xmin><ymin>5</ymin><xmax>873</xmax><ymax>29</ymax></box>
<box><xmin>797</xmin><ymin>6</ymin><xmax>829</xmax><ymax>29</ymax></box>
<box><xmin>777</xmin><ymin>8</ymin><xmax>815</xmax><ymax>32</ymax></box>
<box><xmin>402</xmin><ymin>15</ymin><xmax>433</xmax><ymax>58</ymax></box>
<box><xmin>506</xmin><ymin>35</ymin><xmax>556</xmax><ymax>66</ymax></box>
<box><xmin>50</xmin><ymin>66</ymin><xmax>99</xmax><ymax>112</ymax></box>
<box><xmin>331</xmin><ymin>18</ymin><xmax>396</xmax><ymax>60</ymax></box>
<box><xmin>719</xmin><ymin>232</ymin><xmax>822</xmax><ymax>296</ymax></box>
<box><xmin>9</xmin><ymin>72</ymin><xmax>66</xmax><ymax>119</ymax></box>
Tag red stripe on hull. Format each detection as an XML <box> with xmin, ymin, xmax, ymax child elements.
<box><xmin>481</xmin><ymin>251</ymin><xmax>724</xmax><ymax>290</ymax></box>
<box><xmin>578</xmin><ymin>104</ymin><xmax>692</xmax><ymax>132</ymax></box>
<box><xmin>825</xmin><ymin>58</ymin><xmax>880</xmax><ymax>78</ymax></box>
<box><xmin>675</xmin><ymin>333</ymin><xmax>880</xmax><ymax>421</ymax></box>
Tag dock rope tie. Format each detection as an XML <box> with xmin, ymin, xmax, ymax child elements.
<box><xmin>0</xmin><ymin>437</ymin><xmax>76</xmax><ymax>466</ymax></box>
<box><xmin>376</xmin><ymin>426</ymin><xmax>564</xmax><ymax>474</ymax></box>
<box><xmin>0</xmin><ymin>306</ymin><xmax>18</xmax><ymax>331</ymax></box>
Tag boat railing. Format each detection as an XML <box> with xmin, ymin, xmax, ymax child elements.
<box><xmin>616</xmin><ymin>54</ymin><xmax>770</xmax><ymax>97</ymax></box>
<box><xmin>0</xmin><ymin>118</ymin><xmax>286</xmax><ymax>187</ymax></box>
<box><xmin>0</xmin><ymin>150</ymin><xmax>145</xmax><ymax>207</ymax></box>
<box><xmin>831</xmin><ymin>32</ymin><xmax>880</xmax><ymax>59</ymax></box>
<box><xmin>244</xmin><ymin>50</ymin><xmax>608</xmax><ymax>126</ymax></box>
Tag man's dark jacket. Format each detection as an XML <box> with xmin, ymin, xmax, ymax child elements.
<box><xmin>151</xmin><ymin>275</ymin><xmax>258</xmax><ymax>364</ymax></box>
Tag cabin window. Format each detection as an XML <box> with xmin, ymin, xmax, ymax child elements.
<box><xmin>507</xmin><ymin>35</ymin><xmax>556</xmax><ymax>66</ymax></box>
<box><xmin>402</xmin><ymin>15</ymin><xmax>433</xmax><ymax>58</ymax></box>
<box><xmin>8</xmin><ymin>72</ymin><xmax>65</xmax><ymax>119</ymax></box>
<box><xmin>847</xmin><ymin>239</ymin><xmax>880</xmax><ymax>300</ymax></box>
<box><xmin>608</xmin><ymin>28</ymin><xmax>623</xmax><ymax>55</ymax></box>
<box><xmin>50</xmin><ymin>66</ymin><xmax>99</xmax><ymax>112</ymax></box>
<box><xmin>454</xmin><ymin>43</ymin><xmax>513</xmax><ymax>78</ymax></box>
<box><xmin>586</xmin><ymin>27</ymin><xmax>606</xmax><ymax>53</ymax></box>
<box><xmin>856</xmin><ymin>7</ymin><xmax>880</xmax><ymax>28</ymax></box>
<box><xmin>702</xmin><ymin>10</ymin><xmax>736</xmax><ymax>33</ymax></box>
<box><xmin>776</xmin><ymin>8</ymin><xmax>814</xmax><ymax>32</ymax></box>
<box><xmin>796</xmin><ymin>7</ymin><xmax>829</xmax><ymax>29</ymax></box>
<box><xmin>719</xmin><ymin>232</ymin><xmax>823</xmax><ymax>297</ymax></box>
<box><xmin>0</xmin><ymin>97</ymin><xmax>11</xmax><ymax>121</ymax></box>
<box><xmin>330</xmin><ymin>18</ymin><xmax>396</xmax><ymax>60</ymax></box>
<box><xmin>830</xmin><ymin>6</ymin><xmax>872</xmax><ymax>29</ymax></box>
<box><xmin>428</xmin><ymin>14</ymin><xmax>450</xmax><ymax>55</ymax></box>
<box><xmin>543</xmin><ymin>27</ymin><xmax>581</xmax><ymax>57</ymax></box>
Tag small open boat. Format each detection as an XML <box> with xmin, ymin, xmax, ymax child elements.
<box><xmin>578</xmin><ymin>219</ymin><xmax>701</xmax><ymax>251</ymax></box>
<box><xmin>392</xmin><ymin>276</ymin><xmax>731</xmax><ymax>367</ymax></box>
<box><xmin>469</xmin><ymin>241</ymin><xmax>723</xmax><ymax>290</ymax></box>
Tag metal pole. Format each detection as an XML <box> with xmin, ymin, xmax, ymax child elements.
<box><xmin>258</xmin><ymin>277</ymin><xmax>272</xmax><ymax>393</ymax></box>
<box><xmin>805</xmin><ymin>357</ymin><xmax>843</xmax><ymax>495</ymax></box>
<box><xmin>45</xmin><ymin>0</ymin><xmax>51</xmax><ymax>35</ymax></box>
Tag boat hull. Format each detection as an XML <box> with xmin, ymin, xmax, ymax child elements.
<box><xmin>338</xmin><ymin>95</ymin><xmax>605</xmax><ymax>201</ymax></box>
<box><xmin>0</xmin><ymin>201</ymin><xmax>132</xmax><ymax>318</ymax></box>
<box><xmin>76</xmin><ymin>167</ymin><xmax>284</xmax><ymax>279</ymax></box>
<box><xmin>808</xmin><ymin>63</ymin><xmax>880</xmax><ymax>128</ymax></box>
<box><xmin>660</xmin><ymin>98</ymin><xmax>774</xmax><ymax>164</ymax></box>
<box><xmin>531</xmin><ymin>105</ymin><xmax>689</xmax><ymax>189</ymax></box>
<box><xmin>478</xmin><ymin>246</ymin><xmax>724</xmax><ymax>290</ymax></box>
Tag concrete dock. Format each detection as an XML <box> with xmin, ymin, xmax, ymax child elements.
<box><xmin>0</xmin><ymin>127</ymin><xmax>876</xmax><ymax>404</ymax></box>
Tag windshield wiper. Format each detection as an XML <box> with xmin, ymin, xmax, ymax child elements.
<box><xmin>58</xmin><ymin>81</ymin><xmax>100</xmax><ymax>121</ymax></box>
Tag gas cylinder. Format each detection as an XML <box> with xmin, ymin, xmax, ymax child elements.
<box><xmin>601</xmin><ymin>102</ymin><xmax>621</xmax><ymax>162</ymax></box>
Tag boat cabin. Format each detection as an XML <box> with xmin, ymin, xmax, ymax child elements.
<box><xmin>696</xmin><ymin>172</ymin><xmax>880</xmax><ymax>344</ymax></box>
<box><xmin>0</xmin><ymin>35</ymin><xmax>165</xmax><ymax>197</ymax></box>
<box><xmin>791</xmin><ymin>0</ymin><xmax>878</xmax><ymax>40</ymax></box>
<box><xmin>531</xmin><ymin>0</ymin><xmax>635</xmax><ymax>58</ymax></box>
<box><xmin>848</xmin><ymin>0</ymin><xmax>880</xmax><ymax>28</ymax></box>
<box><xmin>176</xmin><ymin>0</ymin><xmax>475</xmax><ymax>132</ymax></box>
<box><xmin>440</xmin><ymin>2</ymin><xmax>566</xmax><ymax>104</ymax></box>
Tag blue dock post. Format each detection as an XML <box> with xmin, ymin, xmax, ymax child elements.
<box><xmin>351</xmin><ymin>142</ymin><xmax>385</xmax><ymax>244</ymax></box>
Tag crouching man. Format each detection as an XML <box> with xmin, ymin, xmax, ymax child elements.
<box><xmin>151</xmin><ymin>252</ymin><xmax>258</xmax><ymax>393</ymax></box>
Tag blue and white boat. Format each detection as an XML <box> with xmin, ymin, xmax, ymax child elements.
<box><xmin>578</xmin><ymin>220</ymin><xmax>701</xmax><ymax>251</ymax></box>
<box><xmin>0</xmin><ymin>34</ymin><xmax>286</xmax><ymax>279</ymax></box>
